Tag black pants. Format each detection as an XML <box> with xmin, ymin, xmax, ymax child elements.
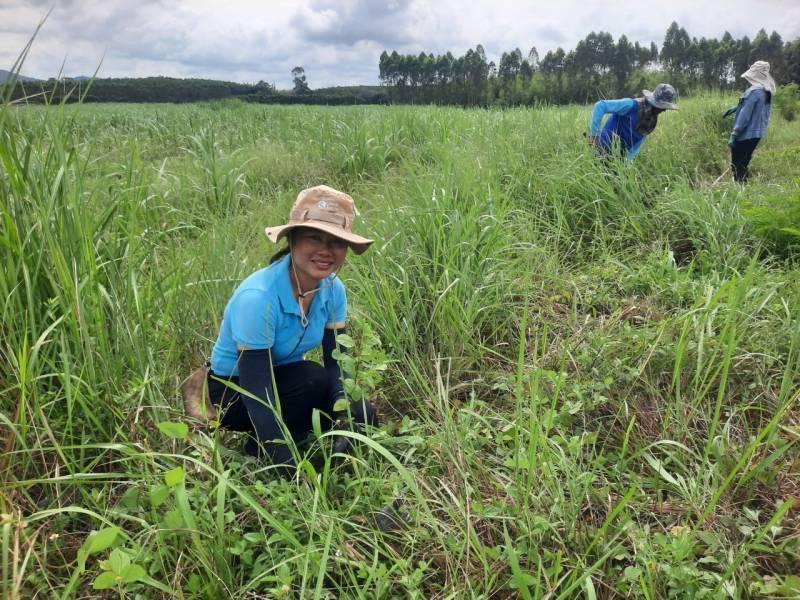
<box><xmin>207</xmin><ymin>361</ymin><xmax>376</xmax><ymax>456</ymax></box>
<box><xmin>731</xmin><ymin>137</ymin><xmax>760</xmax><ymax>182</ymax></box>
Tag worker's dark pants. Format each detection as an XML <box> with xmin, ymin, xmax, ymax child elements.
<box><xmin>731</xmin><ymin>137</ymin><xmax>760</xmax><ymax>182</ymax></box>
<box><xmin>207</xmin><ymin>361</ymin><xmax>377</xmax><ymax>456</ymax></box>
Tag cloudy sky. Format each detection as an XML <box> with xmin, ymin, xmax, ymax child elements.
<box><xmin>2</xmin><ymin>0</ymin><xmax>799</xmax><ymax>89</ymax></box>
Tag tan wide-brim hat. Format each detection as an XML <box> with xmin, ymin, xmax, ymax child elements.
<box><xmin>264</xmin><ymin>185</ymin><xmax>374</xmax><ymax>254</ymax></box>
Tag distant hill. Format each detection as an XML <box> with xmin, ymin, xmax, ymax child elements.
<box><xmin>0</xmin><ymin>69</ymin><xmax>40</xmax><ymax>83</ymax></box>
<box><xmin>1</xmin><ymin>75</ymin><xmax>388</xmax><ymax>105</ymax></box>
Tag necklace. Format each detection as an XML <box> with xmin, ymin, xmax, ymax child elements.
<box><xmin>296</xmin><ymin>287</ymin><xmax>320</xmax><ymax>328</ymax></box>
<box><xmin>290</xmin><ymin>259</ymin><xmax>325</xmax><ymax>328</ymax></box>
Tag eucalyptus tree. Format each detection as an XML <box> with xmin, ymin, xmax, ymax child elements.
<box><xmin>291</xmin><ymin>66</ymin><xmax>310</xmax><ymax>94</ymax></box>
<box><xmin>733</xmin><ymin>36</ymin><xmax>752</xmax><ymax>82</ymax></box>
<box><xmin>661</xmin><ymin>21</ymin><xmax>692</xmax><ymax>84</ymax></box>
<box><xmin>751</xmin><ymin>29</ymin><xmax>784</xmax><ymax>80</ymax></box>
<box><xmin>613</xmin><ymin>34</ymin><xmax>634</xmax><ymax>95</ymax></box>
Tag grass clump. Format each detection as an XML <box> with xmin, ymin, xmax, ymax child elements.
<box><xmin>775</xmin><ymin>83</ymin><xmax>800</xmax><ymax>122</ymax></box>
<box><xmin>743</xmin><ymin>182</ymin><xmax>800</xmax><ymax>258</ymax></box>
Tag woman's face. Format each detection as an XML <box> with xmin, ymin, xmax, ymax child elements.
<box><xmin>290</xmin><ymin>228</ymin><xmax>348</xmax><ymax>285</ymax></box>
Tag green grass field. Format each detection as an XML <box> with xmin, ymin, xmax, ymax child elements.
<box><xmin>1</xmin><ymin>97</ymin><xmax>799</xmax><ymax>599</ymax></box>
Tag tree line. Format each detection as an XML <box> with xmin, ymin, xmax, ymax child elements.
<box><xmin>379</xmin><ymin>22</ymin><xmax>800</xmax><ymax>106</ymax></box>
<box><xmin>4</xmin><ymin>22</ymin><xmax>797</xmax><ymax>107</ymax></box>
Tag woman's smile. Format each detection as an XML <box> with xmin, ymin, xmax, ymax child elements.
<box><xmin>291</xmin><ymin>228</ymin><xmax>348</xmax><ymax>290</ymax></box>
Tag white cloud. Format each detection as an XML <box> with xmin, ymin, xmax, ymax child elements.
<box><xmin>1</xmin><ymin>0</ymin><xmax>798</xmax><ymax>88</ymax></box>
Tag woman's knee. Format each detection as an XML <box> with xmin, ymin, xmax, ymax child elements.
<box><xmin>275</xmin><ymin>361</ymin><xmax>328</xmax><ymax>390</ymax></box>
<box><xmin>303</xmin><ymin>362</ymin><xmax>330</xmax><ymax>391</ymax></box>
<box><xmin>273</xmin><ymin>361</ymin><xmax>335</xmax><ymax>423</ymax></box>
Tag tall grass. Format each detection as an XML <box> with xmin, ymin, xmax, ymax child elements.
<box><xmin>1</xmin><ymin>95</ymin><xmax>798</xmax><ymax>598</ymax></box>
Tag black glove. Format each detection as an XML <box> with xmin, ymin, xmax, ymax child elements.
<box><xmin>333</xmin><ymin>399</ymin><xmax>379</xmax><ymax>454</ymax></box>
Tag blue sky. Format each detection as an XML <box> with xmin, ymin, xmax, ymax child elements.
<box><xmin>2</xmin><ymin>0</ymin><xmax>798</xmax><ymax>89</ymax></box>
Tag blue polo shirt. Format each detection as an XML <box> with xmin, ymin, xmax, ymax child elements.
<box><xmin>210</xmin><ymin>254</ymin><xmax>347</xmax><ymax>376</ymax></box>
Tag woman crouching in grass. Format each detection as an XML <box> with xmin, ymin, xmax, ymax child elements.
<box><xmin>186</xmin><ymin>185</ymin><xmax>378</xmax><ymax>474</ymax></box>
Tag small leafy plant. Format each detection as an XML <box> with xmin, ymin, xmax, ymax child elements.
<box><xmin>775</xmin><ymin>83</ymin><xmax>800</xmax><ymax>122</ymax></box>
<box><xmin>69</xmin><ymin>526</ymin><xmax>169</xmax><ymax>596</ymax></box>
<box><xmin>92</xmin><ymin>548</ymin><xmax>147</xmax><ymax>591</ymax></box>
<box><xmin>332</xmin><ymin>321</ymin><xmax>388</xmax><ymax>409</ymax></box>
<box><xmin>743</xmin><ymin>182</ymin><xmax>800</xmax><ymax>257</ymax></box>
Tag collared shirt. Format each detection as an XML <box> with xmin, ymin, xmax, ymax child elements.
<box><xmin>210</xmin><ymin>254</ymin><xmax>347</xmax><ymax>376</ymax></box>
<box><xmin>733</xmin><ymin>85</ymin><xmax>772</xmax><ymax>141</ymax></box>
<box><xmin>590</xmin><ymin>98</ymin><xmax>646</xmax><ymax>159</ymax></box>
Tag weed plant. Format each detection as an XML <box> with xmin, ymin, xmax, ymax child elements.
<box><xmin>1</xmin><ymin>93</ymin><xmax>799</xmax><ymax>598</ymax></box>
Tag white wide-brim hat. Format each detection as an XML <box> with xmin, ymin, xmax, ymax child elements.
<box><xmin>741</xmin><ymin>61</ymin><xmax>776</xmax><ymax>94</ymax></box>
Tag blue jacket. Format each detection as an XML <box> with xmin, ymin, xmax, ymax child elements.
<box><xmin>733</xmin><ymin>86</ymin><xmax>771</xmax><ymax>141</ymax></box>
<box><xmin>590</xmin><ymin>98</ymin><xmax>646</xmax><ymax>159</ymax></box>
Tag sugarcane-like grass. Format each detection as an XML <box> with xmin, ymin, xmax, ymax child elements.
<box><xmin>1</xmin><ymin>97</ymin><xmax>799</xmax><ymax>598</ymax></box>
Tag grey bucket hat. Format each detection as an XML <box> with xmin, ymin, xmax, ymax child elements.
<box><xmin>643</xmin><ymin>83</ymin><xmax>679</xmax><ymax>110</ymax></box>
